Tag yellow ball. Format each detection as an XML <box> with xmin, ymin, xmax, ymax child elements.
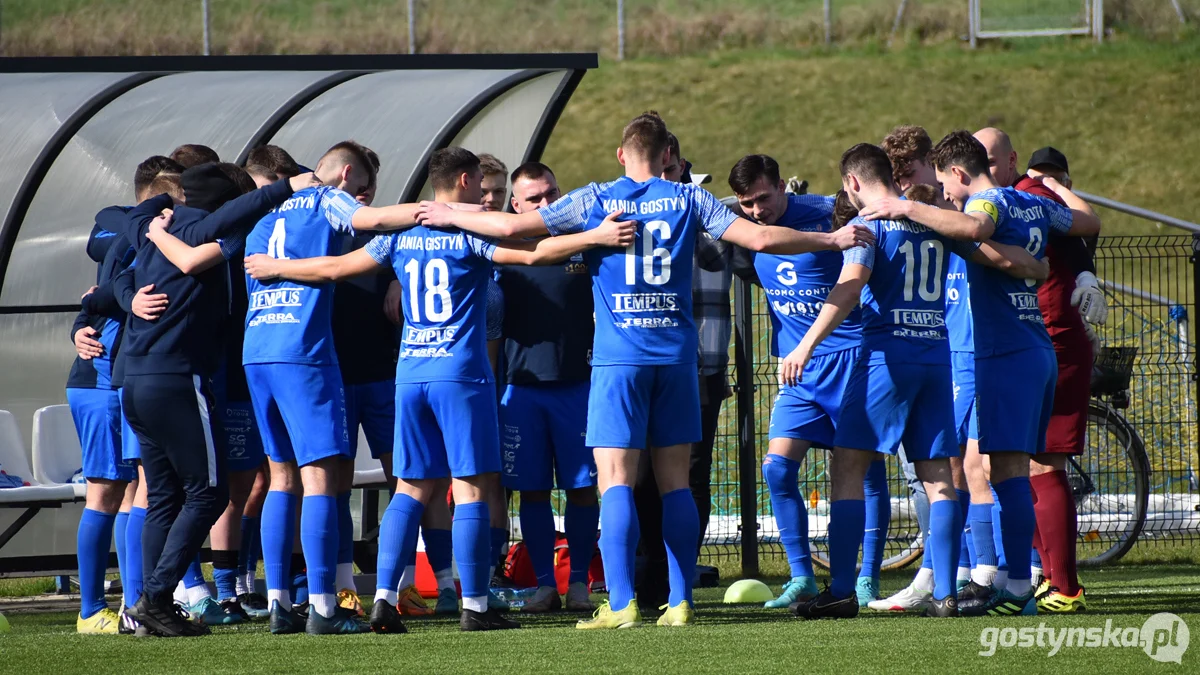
<box><xmin>0</xmin><ymin>610</ymin><xmax>11</xmax><ymax>633</ymax></box>
<box><xmin>723</xmin><ymin>578</ymin><xmax>774</xmax><ymax>604</ymax></box>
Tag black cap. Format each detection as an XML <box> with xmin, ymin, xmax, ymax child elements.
<box><xmin>1027</xmin><ymin>146</ymin><xmax>1069</xmax><ymax>174</ymax></box>
<box><xmin>182</xmin><ymin>162</ymin><xmax>242</xmax><ymax>212</ymax></box>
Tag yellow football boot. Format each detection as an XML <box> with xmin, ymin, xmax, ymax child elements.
<box><xmin>575</xmin><ymin>599</ymin><xmax>643</xmax><ymax>630</ymax></box>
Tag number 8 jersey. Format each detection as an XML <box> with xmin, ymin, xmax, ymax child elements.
<box><xmin>364</xmin><ymin>226</ymin><xmax>497</xmax><ymax>384</ymax></box>
<box><xmin>539</xmin><ymin>176</ymin><xmax>737</xmax><ymax>366</ymax></box>
<box><xmin>243</xmin><ymin>186</ymin><xmax>361</xmax><ymax>366</ymax></box>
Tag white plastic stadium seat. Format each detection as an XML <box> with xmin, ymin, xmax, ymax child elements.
<box><xmin>0</xmin><ymin>409</ymin><xmax>76</xmax><ymax>504</ymax></box>
<box><xmin>32</xmin><ymin>405</ymin><xmax>87</xmax><ymax>499</ymax></box>
<box><xmin>352</xmin><ymin>428</ymin><xmax>387</xmax><ymax>488</ymax></box>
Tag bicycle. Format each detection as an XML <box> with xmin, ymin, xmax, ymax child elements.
<box><xmin>806</xmin><ymin>345</ymin><xmax>1150</xmax><ymax>571</ymax></box>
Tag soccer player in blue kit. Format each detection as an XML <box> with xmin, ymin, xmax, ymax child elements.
<box><xmin>240</xmin><ymin>142</ymin><xmax>431</xmax><ymax>635</ymax></box>
<box><xmin>416</xmin><ymin>113</ymin><xmax>875</xmax><ymax>629</ymax></box>
<box><xmin>791</xmin><ymin>143</ymin><xmax>1050</xmax><ymax>620</ymax></box>
<box><xmin>244</xmin><ymin>146</ymin><xmax>635</xmax><ymax>633</ymax></box>
<box><xmin>859</xmin><ymin>130</ymin><xmax>1101</xmax><ymax>615</ymax></box>
<box><xmin>724</xmin><ymin>155</ymin><xmax>890</xmax><ymax>609</ymax></box>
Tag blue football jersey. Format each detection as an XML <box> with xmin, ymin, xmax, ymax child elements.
<box><xmin>365</xmin><ymin>226</ymin><xmax>496</xmax><ymax>384</ymax></box>
<box><xmin>843</xmin><ymin>216</ymin><xmax>958</xmax><ymax>365</ymax></box>
<box><xmin>963</xmin><ymin>187</ymin><xmax>1073</xmax><ymax>358</ymax></box>
<box><xmin>242</xmin><ymin>186</ymin><xmax>362</xmax><ymax>366</ymax></box>
<box><xmin>944</xmin><ymin>253</ymin><xmax>973</xmax><ymax>353</ymax></box>
<box><xmin>539</xmin><ymin>176</ymin><xmax>737</xmax><ymax>366</ymax></box>
<box><xmin>755</xmin><ymin>194</ymin><xmax>862</xmax><ymax>358</ymax></box>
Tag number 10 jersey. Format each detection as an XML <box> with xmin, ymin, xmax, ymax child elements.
<box><xmin>539</xmin><ymin>176</ymin><xmax>737</xmax><ymax>366</ymax></box>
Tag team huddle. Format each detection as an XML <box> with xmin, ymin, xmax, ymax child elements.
<box><xmin>64</xmin><ymin>111</ymin><xmax>1105</xmax><ymax>638</ymax></box>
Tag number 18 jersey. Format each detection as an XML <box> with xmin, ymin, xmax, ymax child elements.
<box><xmin>365</xmin><ymin>226</ymin><xmax>496</xmax><ymax>385</ymax></box>
<box><xmin>539</xmin><ymin>176</ymin><xmax>737</xmax><ymax>366</ymax></box>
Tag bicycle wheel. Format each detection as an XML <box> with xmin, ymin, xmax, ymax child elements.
<box><xmin>1072</xmin><ymin>401</ymin><xmax>1150</xmax><ymax>566</ymax></box>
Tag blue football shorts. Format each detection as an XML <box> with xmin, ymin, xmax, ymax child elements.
<box><xmin>585</xmin><ymin>363</ymin><xmax>701</xmax><ymax>450</ymax></box>
<box><xmin>244</xmin><ymin>363</ymin><xmax>350</xmax><ymax>467</ymax></box>
<box><xmin>833</xmin><ymin>361</ymin><xmax>958</xmax><ymax>461</ymax></box>
<box><xmin>500</xmin><ymin>381</ymin><xmax>593</xmax><ymax>491</ymax></box>
<box><xmin>974</xmin><ymin>347</ymin><xmax>1057</xmax><ymax>455</ymax></box>
<box><xmin>393</xmin><ymin>381</ymin><xmax>501</xmax><ymax>480</ymax></box>
<box><xmin>346</xmin><ymin>380</ymin><xmax>396</xmax><ymax>460</ymax></box>
<box><xmin>768</xmin><ymin>347</ymin><xmax>860</xmax><ymax>448</ymax></box>
<box><xmin>951</xmin><ymin>351</ymin><xmax>979</xmax><ymax>446</ymax></box>
<box><xmin>66</xmin><ymin>387</ymin><xmax>135</xmax><ymax>481</ymax></box>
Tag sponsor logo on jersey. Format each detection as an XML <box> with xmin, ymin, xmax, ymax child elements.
<box><xmin>403</xmin><ymin>325</ymin><xmax>458</xmax><ymax>346</ymax></box>
<box><xmin>400</xmin><ymin>347</ymin><xmax>453</xmax><ymax>358</ymax></box>
<box><xmin>616</xmin><ymin>317</ymin><xmax>680</xmax><ymax>329</ymax></box>
<box><xmin>891</xmin><ymin>308</ymin><xmax>946</xmax><ymax>328</ymax></box>
<box><xmin>250</xmin><ymin>288</ymin><xmax>303</xmax><ymax>310</ymax></box>
<box><xmin>564</xmin><ymin>261</ymin><xmax>588</xmax><ymax>275</ymax></box>
<box><xmin>1008</xmin><ymin>292</ymin><xmax>1041</xmax><ymax>310</ymax></box>
<box><xmin>612</xmin><ymin>293</ymin><xmax>679</xmax><ymax>313</ymax></box>
<box><xmin>248</xmin><ymin>312</ymin><xmax>301</xmax><ymax>327</ymax></box>
<box><xmin>771</xmin><ymin>299</ymin><xmax>822</xmax><ymax>317</ymax></box>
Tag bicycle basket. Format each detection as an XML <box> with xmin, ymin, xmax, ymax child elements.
<box><xmin>1090</xmin><ymin>346</ymin><xmax>1137</xmax><ymax>397</ymax></box>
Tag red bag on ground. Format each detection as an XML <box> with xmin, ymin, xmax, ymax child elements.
<box><xmin>505</xmin><ymin>533</ymin><xmax>604</xmax><ymax>594</ymax></box>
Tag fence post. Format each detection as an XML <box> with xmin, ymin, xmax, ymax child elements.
<box><xmin>617</xmin><ymin>0</ymin><xmax>626</xmax><ymax>61</ymax></box>
<box><xmin>1172</xmin><ymin>0</ymin><xmax>1187</xmax><ymax>24</ymax></box>
<box><xmin>408</xmin><ymin>0</ymin><xmax>417</xmax><ymax>54</ymax></box>
<box><xmin>823</xmin><ymin>0</ymin><xmax>832</xmax><ymax>45</ymax></box>
<box><xmin>1191</xmin><ymin>234</ymin><xmax>1200</xmax><ymax>460</ymax></box>
<box><xmin>1094</xmin><ymin>0</ymin><xmax>1104</xmax><ymax>43</ymax></box>
<box><xmin>733</xmin><ymin>276</ymin><xmax>758</xmax><ymax>577</ymax></box>
<box><xmin>201</xmin><ymin>0</ymin><xmax>211</xmax><ymax>56</ymax></box>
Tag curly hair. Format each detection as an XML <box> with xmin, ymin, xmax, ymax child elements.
<box><xmin>881</xmin><ymin>125</ymin><xmax>932</xmax><ymax>185</ymax></box>
<box><xmin>902</xmin><ymin>183</ymin><xmax>939</xmax><ymax>206</ymax></box>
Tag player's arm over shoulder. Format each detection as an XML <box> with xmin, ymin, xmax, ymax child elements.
<box><xmin>1036</xmin><ymin>180</ymin><xmax>1101</xmax><ymax>237</ymax></box>
<box><xmin>244</xmin><ymin>245</ymin><xmax>383</xmax><ymax>284</ymax></box>
<box><xmin>488</xmin><ymin>208</ymin><xmax>635</xmax><ymax>266</ymax></box>
<box><xmin>962</xmin><ymin>239</ymin><xmax>1049</xmax><ymax>281</ymax></box>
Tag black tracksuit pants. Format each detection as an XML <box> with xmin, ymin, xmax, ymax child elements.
<box><xmin>123</xmin><ymin>373</ymin><xmax>228</xmax><ymax>604</ymax></box>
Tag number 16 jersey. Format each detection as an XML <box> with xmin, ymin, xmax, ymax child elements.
<box><xmin>539</xmin><ymin>176</ymin><xmax>737</xmax><ymax>367</ymax></box>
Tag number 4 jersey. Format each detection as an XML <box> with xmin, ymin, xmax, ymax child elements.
<box><xmin>364</xmin><ymin>226</ymin><xmax>496</xmax><ymax>384</ymax></box>
<box><xmin>538</xmin><ymin>176</ymin><xmax>737</xmax><ymax>366</ymax></box>
<box><xmin>243</xmin><ymin>186</ymin><xmax>362</xmax><ymax>366</ymax></box>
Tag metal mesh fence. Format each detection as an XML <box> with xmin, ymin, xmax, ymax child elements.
<box><xmin>698</xmin><ymin>234</ymin><xmax>1199</xmax><ymax>571</ymax></box>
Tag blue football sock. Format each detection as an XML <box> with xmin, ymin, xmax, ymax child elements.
<box><xmin>124</xmin><ymin>507</ymin><xmax>145</xmax><ymax>608</ymax></box>
<box><xmin>762</xmin><ymin>455</ymin><xmax>813</xmax><ymax>578</ymax></box>
<box><xmin>184</xmin><ymin>556</ymin><xmax>206</xmax><ymax>588</ymax></box>
<box><xmin>422</xmin><ymin>527</ymin><xmax>453</xmax><ymax>574</ymax></box>
<box><xmin>956</xmin><ymin>489</ymin><xmax>972</xmax><ymax>568</ymax></box>
<box><xmin>828</xmin><ymin>499</ymin><xmax>865</xmax><ymax>599</ymax></box>
<box><xmin>565</xmin><ymin>502</ymin><xmax>599</xmax><ymax>585</ymax></box>
<box><xmin>928</xmin><ymin>500</ymin><xmax>963</xmax><ymax>601</ymax></box>
<box><xmin>300</xmin><ymin>495</ymin><xmax>338</xmax><ymax>599</ymax></box>
<box><xmin>861</xmin><ymin>459</ymin><xmax>889</xmax><ymax>582</ymax></box>
<box><xmin>990</xmin><ymin>486</ymin><xmax>1007</xmax><ymax>572</ymax></box>
<box><xmin>212</xmin><ymin>550</ymin><xmax>239</xmax><ymax>601</ymax></box>
<box><xmin>77</xmin><ymin>508</ymin><xmax>116</xmax><ymax>618</ymax></box>
<box><xmin>993</xmin><ymin>477</ymin><xmax>1034</xmax><ymax>583</ymax></box>
<box><xmin>662</xmin><ymin>488</ymin><xmax>700</xmax><ymax>606</ymax></box>
<box><xmin>519</xmin><ymin>499</ymin><xmax>557</xmax><ymax>588</ymax></box>
<box><xmin>113</xmin><ymin>511</ymin><xmax>129</xmax><ymax>606</ymax></box>
<box><xmin>455</xmin><ymin>502</ymin><xmax>491</xmax><ymax>601</ymax></box>
<box><xmin>490</xmin><ymin>527</ymin><xmax>508</xmax><ymax>569</ymax></box>
<box><xmin>336</xmin><ymin>492</ymin><xmax>353</xmax><ymax>566</ymax></box>
<box><xmin>376</xmin><ymin>493</ymin><xmax>424</xmax><ymax>595</ymax></box>
<box><xmin>968</xmin><ymin>503</ymin><xmax>997</xmax><ymax>567</ymax></box>
<box><xmin>261</xmin><ymin>491</ymin><xmax>297</xmax><ymax>595</ymax></box>
<box><xmin>598</xmin><ymin>485</ymin><xmax>638</xmax><ymax>612</ymax></box>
